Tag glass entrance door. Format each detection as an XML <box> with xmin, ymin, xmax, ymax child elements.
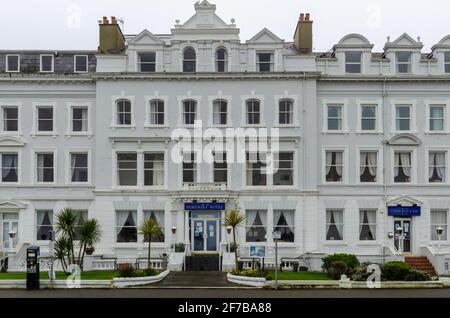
<box><xmin>394</xmin><ymin>218</ymin><xmax>412</xmax><ymax>253</ymax></box>
<box><xmin>190</xmin><ymin>212</ymin><xmax>220</xmax><ymax>252</ymax></box>
<box><xmin>2</xmin><ymin>213</ymin><xmax>19</xmax><ymax>248</ymax></box>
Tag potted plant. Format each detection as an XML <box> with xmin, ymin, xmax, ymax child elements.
<box><xmin>84</xmin><ymin>245</ymin><xmax>95</xmax><ymax>255</ymax></box>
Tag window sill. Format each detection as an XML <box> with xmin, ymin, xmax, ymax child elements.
<box><xmin>30</xmin><ymin>132</ymin><xmax>58</xmax><ymax>138</ymax></box>
<box><xmin>241</xmin><ymin>124</ymin><xmax>266</xmax><ymax>128</ymax></box>
<box><xmin>273</xmin><ymin>124</ymin><xmax>300</xmax><ymax>128</ymax></box>
<box><xmin>209</xmin><ymin>124</ymin><xmax>233</xmax><ymax>129</ymax></box>
<box><xmin>0</xmin><ymin>132</ymin><xmax>23</xmax><ymax>136</ymax></box>
<box><xmin>356</xmin><ymin>242</ymin><xmax>380</xmax><ymax>246</ymax></box>
<box><xmin>323</xmin><ymin>242</ymin><xmax>347</xmax><ymax>246</ymax></box>
<box><xmin>114</xmin><ymin>243</ymin><xmax>139</xmax><ymax>249</ymax></box>
<box><xmin>424</xmin><ymin>131</ymin><xmax>449</xmax><ymax>135</ymax></box>
<box><xmin>355</xmin><ymin>131</ymin><xmax>383</xmax><ymax>135</ymax></box>
<box><xmin>144</xmin><ymin>125</ymin><xmax>170</xmax><ymax>130</ymax></box>
<box><xmin>322</xmin><ymin>130</ymin><xmax>350</xmax><ymax>135</ymax></box>
<box><xmin>111</xmin><ymin>125</ymin><xmax>136</xmax><ymax>130</ymax></box>
<box><xmin>65</xmin><ymin>132</ymin><xmax>94</xmax><ymax>138</ymax></box>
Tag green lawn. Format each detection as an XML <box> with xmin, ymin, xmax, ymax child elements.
<box><xmin>0</xmin><ymin>271</ymin><xmax>119</xmax><ymax>280</ymax></box>
<box><xmin>269</xmin><ymin>271</ymin><xmax>333</xmax><ymax>281</ymax></box>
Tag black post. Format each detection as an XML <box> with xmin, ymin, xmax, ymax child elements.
<box><xmin>26</xmin><ymin>246</ymin><xmax>40</xmax><ymax>290</ymax></box>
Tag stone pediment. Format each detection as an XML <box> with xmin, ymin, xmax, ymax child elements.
<box><xmin>384</xmin><ymin>33</ymin><xmax>423</xmax><ymax>50</ymax></box>
<box><xmin>179</xmin><ymin>1</ymin><xmax>232</xmax><ymax>30</ymax></box>
<box><xmin>247</xmin><ymin>28</ymin><xmax>283</xmax><ymax>44</ymax></box>
<box><xmin>128</xmin><ymin>30</ymin><xmax>164</xmax><ymax>45</ymax></box>
<box><xmin>334</xmin><ymin>33</ymin><xmax>374</xmax><ymax>50</ymax></box>
<box><xmin>387</xmin><ymin>196</ymin><xmax>423</xmax><ymax>207</ymax></box>
<box><xmin>432</xmin><ymin>35</ymin><xmax>450</xmax><ymax>50</ymax></box>
<box><xmin>0</xmin><ymin>201</ymin><xmax>27</xmax><ymax>211</ymax></box>
<box><xmin>0</xmin><ymin>135</ymin><xmax>26</xmax><ymax>147</ymax></box>
<box><xmin>387</xmin><ymin>134</ymin><xmax>421</xmax><ymax>146</ymax></box>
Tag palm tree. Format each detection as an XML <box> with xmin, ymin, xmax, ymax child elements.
<box><xmin>55</xmin><ymin>208</ymin><xmax>79</xmax><ymax>264</ymax></box>
<box><xmin>138</xmin><ymin>218</ymin><xmax>162</xmax><ymax>269</ymax></box>
<box><xmin>78</xmin><ymin>219</ymin><xmax>102</xmax><ymax>268</ymax></box>
<box><xmin>224</xmin><ymin>209</ymin><xmax>246</xmax><ymax>271</ymax></box>
<box><xmin>54</xmin><ymin>236</ymin><xmax>71</xmax><ymax>274</ymax></box>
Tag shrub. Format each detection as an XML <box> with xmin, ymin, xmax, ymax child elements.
<box><xmin>382</xmin><ymin>262</ymin><xmax>411</xmax><ymax>281</ymax></box>
<box><xmin>117</xmin><ymin>266</ymin><xmax>141</xmax><ymax>278</ymax></box>
<box><xmin>143</xmin><ymin>268</ymin><xmax>159</xmax><ymax>277</ymax></box>
<box><xmin>327</xmin><ymin>261</ymin><xmax>348</xmax><ymax>280</ymax></box>
<box><xmin>231</xmin><ymin>269</ymin><xmax>270</xmax><ymax>279</ymax></box>
<box><xmin>404</xmin><ymin>270</ymin><xmax>431</xmax><ymax>282</ymax></box>
<box><xmin>322</xmin><ymin>254</ymin><xmax>360</xmax><ymax>272</ymax></box>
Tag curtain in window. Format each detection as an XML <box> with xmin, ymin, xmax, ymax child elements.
<box><xmin>153</xmin><ymin>160</ymin><xmax>164</xmax><ymax>186</ymax></box>
<box><xmin>367</xmin><ymin>152</ymin><xmax>377</xmax><ymax>176</ymax></box>
<box><xmin>81</xmin><ymin>108</ymin><xmax>88</xmax><ymax>131</ymax></box>
<box><xmin>258</xmin><ymin>211</ymin><xmax>267</xmax><ymax>230</ymax></box>
<box><xmin>37</xmin><ymin>155</ymin><xmax>44</xmax><ymax>181</ymax></box>
<box><xmin>274</xmin><ymin>210</ymin><xmax>282</xmax><ymax>228</ymax></box>
<box><xmin>71</xmin><ymin>154</ymin><xmax>77</xmax><ymax>181</ymax></box>
<box><xmin>116</xmin><ymin>211</ymin><xmax>136</xmax><ymax>242</ymax></box>
<box><xmin>359</xmin><ymin>210</ymin><xmax>376</xmax><ymax>240</ymax></box>
<box><xmin>431</xmin><ymin>211</ymin><xmax>447</xmax><ymax>240</ymax></box>
<box><xmin>37</xmin><ymin>211</ymin><xmax>52</xmax><ymax>240</ymax></box>
<box><xmin>326</xmin><ymin>152</ymin><xmax>333</xmax><ymax>175</ymax></box>
<box><xmin>283</xmin><ymin>210</ymin><xmax>295</xmax><ymax>232</ymax></box>
<box><xmin>213</xmin><ymin>101</ymin><xmax>221</xmax><ymax>124</ymax></box>
<box><xmin>400</xmin><ymin>153</ymin><xmax>411</xmax><ymax>177</ymax></box>
<box><xmin>429</xmin><ymin>153</ymin><xmax>446</xmax><ymax>180</ymax></box>
<box><xmin>335</xmin><ymin>152</ymin><xmax>343</xmax><ymax>177</ymax></box>
<box><xmin>245</xmin><ymin>210</ymin><xmax>258</xmax><ymax>236</ymax></box>
<box><xmin>394</xmin><ymin>153</ymin><xmax>400</xmax><ymax>178</ymax></box>
<box><xmin>145</xmin><ymin>211</ymin><xmax>164</xmax><ymax>228</ymax></box>
<box><xmin>2</xmin><ymin>154</ymin><xmax>17</xmax><ymax>181</ymax></box>
<box><xmin>326</xmin><ymin>210</ymin><xmax>343</xmax><ymax>240</ymax></box>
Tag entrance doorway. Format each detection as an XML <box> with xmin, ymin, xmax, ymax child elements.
<box><xmin>190</xmin><ymin>212</ymin><xmax>220</xmax><ymax>253</ymax></box>
<box><xmin>394</xmin><ymin>218</ymin><xmax>412</xmax><ymax>253</ymax></box>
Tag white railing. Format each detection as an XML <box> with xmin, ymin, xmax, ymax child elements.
<box><xmin>182</xmin><ymin>182</ymin><xmax>227</xmax><ymax>191</ymax></box>
<box><xmin>135</xmin><ymin>258</ymin><xmax>164</xmax><ymax>270</ymax></box>
<box><xmin>92</xmin><ymin>259</ymin><xmax>117</xmax><ymax>271</ymax></box>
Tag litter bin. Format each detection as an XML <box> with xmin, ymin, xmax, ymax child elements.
<box><xmin>26</xmin><ymin>246</ymin><xmax>40</xmax><ymax>290</ymax></box>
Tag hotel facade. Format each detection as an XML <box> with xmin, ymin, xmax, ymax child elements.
<box><xmin>1</xmin><ymin>1</ymin><xmax>450</xmax><ymax>273</ymax></box>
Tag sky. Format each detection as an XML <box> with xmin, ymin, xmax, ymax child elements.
<box><xmin>0</xmin><ymin>0</ymin><xmax>448</xmax><ymax>52</ymax></box>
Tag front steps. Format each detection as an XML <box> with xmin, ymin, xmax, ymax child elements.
<box><xmin>185</xmin><ymin>254</ymin><xmax>221</xmax><ymax>271</ymax></box>
<box><xmin>405</xmin><ymin>256</ymin><xmax>436</xmax><ymax>275</ymax></box>
<box><xmin>154</xmin><ymin>271</ymin><xmax>235</xmax><ymax>287</ymax></box>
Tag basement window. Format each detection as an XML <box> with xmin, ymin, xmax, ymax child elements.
<box><xmin>40</xmin><ymin>54</ymin><xmax>54</xmax><ymax>73</ymax></box>
<box><xmin>6</xmin><ymin>55</ymin><xmax>20</xmax><ymax>72</ymax></box>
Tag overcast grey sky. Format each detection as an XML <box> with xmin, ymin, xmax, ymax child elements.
<box><xmin>0</xmin><ymin>0</ymin><xmax>448</xmax><ymax>52</ymax></box>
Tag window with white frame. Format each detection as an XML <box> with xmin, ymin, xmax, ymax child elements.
<box><xmin>212</xmin><ymin>100</ymin><xmax>227</xmax><ymax>125</ymax></box>
<box><xmin>216</xmin><ymin>48</ymin><xmax>227</xmax><ymax>72</ymax></box>
<box><xmin>0</xmin><ymin>153</ymin><xmax>18</xmax><ymax>183</ymax></box>
<box><xmin>273</xmin><ymin>152</ymin><xmax>294</xmax><ymax>186</ymax></box>
<box><xmin>37</xmin><ymin>106</ymin><xmax>53</xmax><ymax>132</ymax></box>
<box><xmin>117</xmin><ymin>153</ymin><xmax>137</xmax><ymax>186</ymax></box>
<box><xmin>326</xmin><ymin>209</ymin><xmax>344</xmax><ymax>241</ymax></box>
<box><xmin>2</xmin><ymin>106</ymin><xmax>18</xmax><ymax>132</ymax></box>
<box><xmin>71</xmin><ymin>106</ymin><xmax>88</xmax><ymax>132</ymax></box>
<box><xmin>183</xmin><ymin>47</ymin><xmax>196</xmax><ymax>73</ymax></box>
<box><xmin>36</xmin><ymin>210</ymin><xmax>53</xmax><ymax>241</ymax></box>
<box><xmin>395</xmin><ymin>105</ymin><xmax>411</xmax><ymax>131</ymax></box>
<box><xmin>273</xmin><ymin>210</ymin><xmax>295</xmax><ymax>242</ymax></box>
<box><xmin>325</xmin><ymin>151</ymin><xmax>343</xmax><ymax>182</ymax></box>
<box><xmin>256</xmin><ymin>52</ymin><xmax>274</xmax><ymax>72</ymax></box>
<box><xmin>396</xmin><ymin>52</ymin><xmax>412</xmax><ymax>73</ymax></box>
<box><xmin>138</xmin><ymin>52</ymin><xmax>156</xmax><ymax>72</ymax></box>
<box><xmin>394</xmin><ymin>151</ymin><xmax>412</xmax><ymax>183</ymax></box>
<box><xmin>183</xmin><ymin>100</ymin><xmax>197</xmax><ymax>125</ymax></box>
<box><xmin>116</xmin><ymin>99</ymin><xmax>132</xmax><ymax>126</ymax></box>
<box><xmin>72</xmin><ymin>210</ymin><xmax>88</xmax><ymax>241</ymax></box>
<box><xmin>345</xmin><ymin>51</ymin><xmax>362</xmax><ymax>73</ymax></box>
<box><xmin>2</xmin><ymin>213</ymin><xmax>18</xmax><ymax>245</ymax></box>
<box><xmin>429</xmin><ymin>152</ymin><xmax>446</xmax><ymax>183</ymax></box>
<box><xmin>36</xmin><ymin>153</ymin><xmax>54</xmax><ymax>183</ymax></box>
<box><xmin>361</xmin><ymin>105</ymin><xmax>377</xmax><ymax>131</ymax></box>
<box><xmin>70</xmin><ymin>153</ymin><xmax>88</xmax><ymax>183</ymax></box>
<box><xmin>431</xmin><ymin>210</ymin><xmax>448</xmax><ymax>241</ymax></box>
<box><xmin>429</xmin><ymin>105</ymin><xmax>445</xmax><ymax>131</ymax></box>
<box><xmin>149</xmin><ymin>100</ymin><xmax>165</xmax><ymax>125</ymax></box>
<box><xmin>444</xmin><ymin>52</ymin><xmax>450</xmax><ymax>73</ymax></box>
<box><xmin>182</xmin><ymin>153</ymin><xmax>197</xmax><ymax>184</ymax></box>
<box><xmin>327</xmin><ymin>104</ymin><xmax>343</xmax><ymax>131</ymax></box>
<box><xmin>278</xmin><ymin>99</ymin><xmax>293</xmax><ymax>125</ymax></box>
<box><xmin>246</xmin><ymin>99</ymin><xmax>261</xmax><ymax>125</ymax></box>
<box><xmin>360</xmin><ymin>151</ymin><xmax>378</xmax><ymax>183</ymax></box>
<box><xmin>74</xmin><ymin>55</ymin><xmax>88</xmax><ymax>73</ymax></box>
<box><xmin>6</xmin><ymin>55</ymin><xmax>19</xmax><ymax>72</ymax></box>
<box><xmin>246</xmin><ymin>210</ymin><xmax>267</xmax><ymax>242</ymax></box>
<box><xmin>359</xmin><ymin>210</ymin><xmax>376</xmax><ymax>241</ymax></box>
<box><xmin>40</xmin><ymin>55</ymin><xmax>54</xmax><ymax>72</ymax></box>
<box><xmin>144</xmin><ymin>153</ymin><xmax>164</xmax><ymax>186</ymax></box>
<box><xmin>143</xmin><ymin>210</ymin><xmax>165</xmax><ymax>242</ymax></box>
<box><xmin>116</xmin><ymin>210</ymin><xmax>137</xmax><ymax>243</ymax></box>
<box><xmin>213</xmin><ymin>152</ymin><xmax>227</xmax><ymax>184</ymax></box>
<box><xmin>246</xmin><ymin>153</ymin><xmax>267</xmax><ymax>186</ymax></box>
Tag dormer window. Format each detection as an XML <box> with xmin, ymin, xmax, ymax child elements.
<box><xmin>215</xmin><ymin>48</ymin><xmax>227</xmax><ymax>72</ymax></box>
<box><xmin>345</xmin><ymin>51</ymin><xmax>362</xmax><ymax>73</ymax></box>
<box><xmin>139</xmin><ymin>52</ymin><xmax>156</xmax><ymax>72</ymax></box>
<box><xmin>40</xmin><ymin>54</ymin><xmax>54</xmax><ymax>73</ymax></box>
<box><xmin>74</xmin><ymin>55</ymin><xmax>88</xmax><ymax>73</ymax></box>
<box><xmin>396</xmin><ymin>52</ymin><xmax>412</xmax><ymax>73</ymax></box>
<box><xmin>257</xmin><ymin>52</ymin><xmax>273</xmax><ymax>72</ymax></box>
<box><xmin>445</xmin><ymin>52</ymin><xmax>450</xmax><ymax>73</ymax></box>
<box><xmin>6</xmin><ymin>55</ymin><xmax>20</xmax><ymax>72</ymax></box>
<box><xmin>183</xmin><ymin>47</ymin><xmax>196</xmax><ymax>73</ymax></box>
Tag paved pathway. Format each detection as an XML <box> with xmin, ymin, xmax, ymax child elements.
<box><xmin>151</xmin><ymin>271</ymin><xmax>239</xmax><ymax>288</ymax></box>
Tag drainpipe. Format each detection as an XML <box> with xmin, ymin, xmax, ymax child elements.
<box><xmin>382</xmin><ymin>76</ymin><xmax>388</xmax><ymax>263</ymax></box>
<box><xmin>302</xmin><ymin>73</ymin><xmax>307</xmax><ymax>255</ymax></box>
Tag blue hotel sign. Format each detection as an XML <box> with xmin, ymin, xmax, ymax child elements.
<box><xmin>184</xmin><ymin>203</ymin><xmax>225</xmax><ymax>211</ymax></box>
<box><xmin>388</xmin><ymin>206</ymin><xmax>421</xmax><ymax>217</ymax></box>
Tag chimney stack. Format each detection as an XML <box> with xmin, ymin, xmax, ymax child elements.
<box><xmin>98</xmin><ymin>16</ymin><xmax>125</xmax><ymax>54</ymax></box>
<box><xmin>294</xmin><ymin>12</ymin><xmax>313</xmax><ymax>54</ymax></box>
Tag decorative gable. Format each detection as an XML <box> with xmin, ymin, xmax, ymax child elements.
<box><xmin>0</xmin><ymin>201</ymin><xmax>27</xmax><ymax>211</ymax></box>
<box><xmin>247</xmin><ymin>28</ymin><xmax>283</xmax><ymax>44</ymax></box>
<box><xmin>384</xmin><ymin>33</ymin><xmax>423</xmax><ymax>50</ymax></box>
<box><xmin>387</xmin><ymin>196</ymin><xmax>423</xmax><ymax>207</ymax></box>
<box><xmin>179</xmin><ymin>0</ymin><xmax>231</xmax><ymax>30</ymax></box>
<box><xmin>388</xmin><ymin>134</ymin><xmax>421</xmax><ymax>146</ymax></box>
<box><xmin>334</xmin><ymin>33</ymin><xmax>374</xmax><ymax>50</ymax></box>
<box><xmin>0</xmin><ymin>136</ymin><xmax>26</xmax><ymax>147</ymax></box>
<box><xmin>128</xmin><ymin>30</ymin><xmax>164</xmax><ymax>46</ymax></box>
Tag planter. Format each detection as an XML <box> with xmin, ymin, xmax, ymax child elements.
<box><xmin>226</xmin><ymin>272</ymin><xmax>266</xmax><ymax>288</ymax></box>
<box><xmin>112</xmin><ymin>269</ymin><xmax>170</xmax><ymax>288</ymax></box>
<box><xmin>85</xmin><ymin>247</ymin><xmax>95</xmax><ymax>256</ymax></box>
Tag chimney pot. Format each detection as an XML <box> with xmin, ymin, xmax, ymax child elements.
<box><xmin>102</xmin><ymin>16</ymin><xmax>109</xmax><ymax>24</ymax></box>
<box><xmin>305</xmin><ymin>13</ymin><xmax>310</xmax><ymax>21</ymax></box>
<box><xmin>111</xmin><ymin>16</ymin><xmax>117</xmax><ymax>24</ymax></box>
<box><xmin>300</xmin><ymin>13</ymin><xmax>305</xmax><ymax>21</ymax></box>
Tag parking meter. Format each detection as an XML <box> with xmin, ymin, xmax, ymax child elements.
<box><xmin>26</xmin><ymin>246</ymin><xmax>40</xmax><ymax>290</ymax></box>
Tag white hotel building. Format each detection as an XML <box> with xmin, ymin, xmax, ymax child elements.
<box><xmin>1</xmin><ymin>1</ymin><xmax>450</xmax><ymax>273</ymax></box>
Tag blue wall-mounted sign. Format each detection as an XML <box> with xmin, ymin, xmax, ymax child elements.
<box><xmin>184</xmin><ymin>202</ymin><xmax>225</xmax><ymax>211</ymax></box>
<box><xmin>388</xmin><ymin>206</ymin><xmax>421</xmax><ymax>217</ymax></box>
